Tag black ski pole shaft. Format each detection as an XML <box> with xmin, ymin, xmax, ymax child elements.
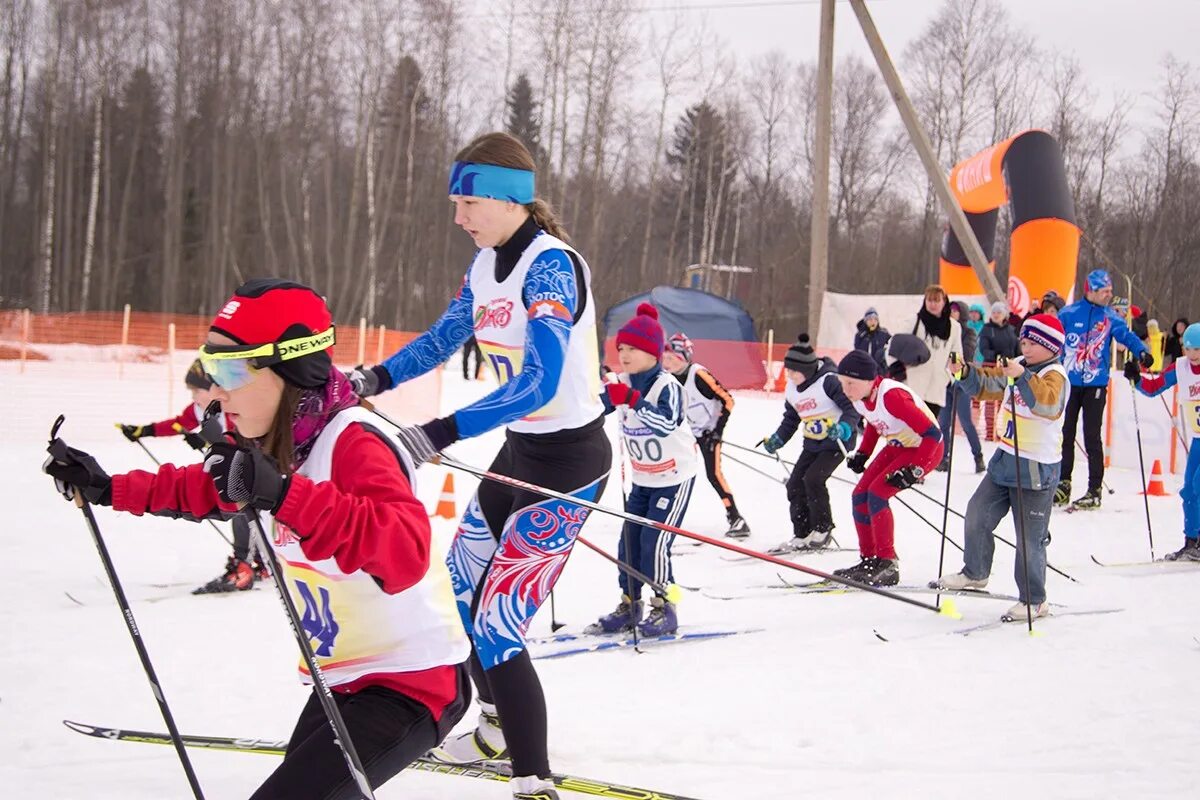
<box><xmin>549</xmin><ymin>592</ymin><xmax>564</xmax><ymax>632</ymax></box>
<box><xmin>1130</xmin><ymin>380</ymin><xmax>1157</xmax><ymax>560</ymax></box>
<box><xmin>722</xmin><ymin>450</ymin><xmax>787</xmax><ymax>484</ymax></box>
<box><xmin>616</xmin><ymin>433</ymin><xmax>640</xmax><ymax>652</ymax></box>
<box><xmin>120</xmin><ymin>426</ymin><xmax>234</xmax><ymax>547</ymax></box>
<box><xmin>1007</xmin><ymin>377</ymin><xmax>1035</xmax><ymax>633</ymax></box>
<box><xmin>52</xmin><ymin>418</ymin><xmax>205</xmax><ymax>799</ymax></box>
<box><xmin>935</xmin><ymin>379</ymin><xmax>960</xmax><ymax>607</ymax></box>
<box><xmin>575</xmin><ymin>534</ymin><xmax>687</xmax><ymax>598</ymax></box>
<box><xmin>245</xmin><ymin>513</ymin><xmax>376</xmax><ymax>799</ymax></box>
<box><xmin>1075</xmin><ymin>439</ymin><xmax>1115</xmax><ymax>495</ymax></box>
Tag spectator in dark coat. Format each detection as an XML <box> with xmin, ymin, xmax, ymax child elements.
<box><xmin>936</xmin><ymin>301</ymin><xmax>984</xmax><ymax>473</ymax></box>
<box><xmin>1165</xmin><ymin>318</ymin><xmax>1191</xmax><ymax>367</ymax></box>
<box><xmin>854</xmin><ymin>307</ymin><xmax>891</xmax><ymax>371</ymax></box>
<box><xmin>980</xmin><ymin>301</ymin><xmax>1020</xmax><ymax>363</ymax></box>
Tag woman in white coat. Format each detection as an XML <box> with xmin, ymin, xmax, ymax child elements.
<box><xmin>899</xmin><ymin>284</ymin><xmax>962</xmax><ymax>417</ymax></box>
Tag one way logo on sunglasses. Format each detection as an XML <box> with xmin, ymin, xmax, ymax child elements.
<box><xmin>278</xmin><ymin>329</ymin><xmax>336</xmax><ymax>358</ymax></box>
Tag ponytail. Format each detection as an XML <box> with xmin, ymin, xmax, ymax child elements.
<box><xmin>526</xmin><ymin>198</ymin><xmax>570</xmax><ymax>243</ymax></box>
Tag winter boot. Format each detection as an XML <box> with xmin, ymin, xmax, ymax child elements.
<box><xmin>1003</xmin><ymin>600</ymin><xmax>1050</xmax><ymax>622</ymax></box>
<box><xmin>1163</xmin><ymin>538</ymin><xmax>1200</xmax><ymax>561</ymax></box>
<box><xmin>638</xmin><ymin>595</ymin><xmax>678</xmax><ymax>637</ymax></box>
<box><xmin>833</xmin><ymin>557</ymin><xmax>877</xmax><ymax>582</ymax></box>
<box><xmin>192</xmin><ymin>557</ymin><xmax>255</xmax><ymax>594</ymax></box>
<box><xmin>859</xmin><ymin>558</ymin><xmax>900</xmax><ymax>587</ymax></box>
<box><xmin>724</xmin><ymin>515</ymin><xmax>751</xmax><ymax>539</ymax></box>
<box><xmin>512</xmin><ymin>775</ymin><xmax>560</xmax><ymax>800</ymax></box>
<box><xmin>930</xmin><ymin>571</ymin><xmax>988</xmax><ymax>591</ymax></box>
<box><xmin>805</xmin><ymin>527</ymin><xmax>833</xmax><ymax>550</ymax></box>
<box><xmin>1053</xmin><ymin>480</ymin><xmax>1072</xmax><ymax>507</ymax></box>
<box><xmin>429</xmin><ymin>700</ymin><xmax>507</xmax><ymax>763</ymax></box>
<box><xmin>1070</xmin><ymin>488</ymin><xmax>1102</xmax><ymax>510</ymax></box>
<box><xmin>974</xmin><ymin>452</ymin><xmax>986</xmax><ymax>474</ymax></box>
<box><xmin>584</xmin><ymin>595</ymin><xmax>643</xmax><ymax>635</ymax></box>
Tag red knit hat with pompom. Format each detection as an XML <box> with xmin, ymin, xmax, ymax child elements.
<box><xmin>616</xmin><ymin>303</ymin><xmax>665</xmax><ymax>358</ymax></box>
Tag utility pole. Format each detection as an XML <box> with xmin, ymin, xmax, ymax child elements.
<box><xmin>847</xmin><ymin>0</ymin><xmax>1005</xmax><ymax>303</ymax></box>
<box><xmin>807</xmin><ymin>0</ymin><xmax>835</xmax><ymax>338</ymax></box>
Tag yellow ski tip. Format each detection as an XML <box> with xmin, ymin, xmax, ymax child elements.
<box><xmin>939</xmin><ymin>598</ymin><xmax>962</xmax><ymax>620</ymax></box>
<box><xmin>665</xmin><ymin>583</ymin><xmax>684</xmax><ymax>605</ymax></box>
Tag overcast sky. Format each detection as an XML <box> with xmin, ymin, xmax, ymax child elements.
<box><xmin>646</xmin><ymin>0</ymin><xmax>1196</xmax><ymax>121</ymax></box>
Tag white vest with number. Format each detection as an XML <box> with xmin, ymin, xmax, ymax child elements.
<box><xmin>994</xmin><ymin>360</ymin><xmax>1068</xmax><ymax>464</ymax></box>
<box><xmin>468</xmin><ymin>233</ymin><xmax>603</xmax><ymax>434</ymax></box>
<box><xmin>619</xmin><ymin>372</ymin><xmax>697</xmax><ymax>487</ymax></box>
<box><xmin>263</xmin><ymin>406</ymin><xmax>469</xmax><ymax>688</ymax></box>
<box><xmin>785</xmin><ymin>373</ymin><xmax>845</xmax><ymax>440</ymax></box>
<box><xmin>1174</xmin><ymin>359</ymin><xmax>1200</xmax><ymax>441</ymax></box>
<box><xmin>856</xmin><ymin>378</ymin><xmax>937</xmax><ymax>448</ymax></box>
<box><xmin>680</xmin><ymin>363</ymin><xmax>724</xmax><ymax>436</ymax></box>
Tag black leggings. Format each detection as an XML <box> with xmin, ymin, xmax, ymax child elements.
<box><xmin>787</xmin><ymin>448</ymin><xmax>843</xmax><ymax>536</ymax></box>
<box><xmin>699</xmin><ymin>437</ymin><xmax>740</xmax><ymax>519</ymax></box>
<box><xmin>1060</xmin><ymin>384</ymin><xmax>1107</xmax><ymax>493</ymax></box>
<box><xmin>250</xmin><ymin>664</ymin><xmax>469</xmax><ymax>799</ymax></box>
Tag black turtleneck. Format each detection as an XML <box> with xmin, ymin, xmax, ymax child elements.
<box><xmin>494</xmin><ymin>215</ymin><xmax>542</xmax><ymax>283</ymax></box>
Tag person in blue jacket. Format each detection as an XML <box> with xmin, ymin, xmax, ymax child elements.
<box><xmin>1056</xmin><ymin>269</ymin><xmax>1154</xmax><ymax>509</ymax></box>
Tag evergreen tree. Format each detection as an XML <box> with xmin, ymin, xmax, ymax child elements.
<box><xmin>505</xmin><ymin>73</ymin><xmax>543</xmax><ymax>164</ymax></box>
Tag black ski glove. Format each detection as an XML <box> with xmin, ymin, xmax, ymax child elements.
<box><xmin>43</xmin><ymin>440</ymin><xmax>112</xmax><ymax>505</ymax></box>
<box><xmin>845</xmin><ymin>451</ymin><xmax>869</xmax><ymax>474</ymax></box>
<box><xmin>120</xmin><ymin>423</ymin><xmax>154</xmax><ymax>441</ymax></box>
<box><xmin>886</xmin><ymin>464</ymin><xmax>925</xmax><ymax>490</ymax></box>
<box><xmin>396</xmin><ymin>416</ymin><xmax>459</xmax><ymax>468</ymax></box>
<box><xmin>181</xmin><ymin>431</ymin><xmax>208</xmax><ymax>451</ymax></box>
<box><xmin>345</xmin><ymin>364</ymin><xmax>391</xmax><ymax>398</ymax></box>
<box><xmin>1123</xmin><ymin>360</ymin><xmax>1141</xmax><ymax>382</ymax></box>
<box><xmin>1138</xmin><ymin>350</ymin><xmax>1155</xmax><ymax>370</ymax></box>
<box><xmin>202</xmin><ymin>442</ymin><xmax>288</xmax><ymax>512</ymax></box>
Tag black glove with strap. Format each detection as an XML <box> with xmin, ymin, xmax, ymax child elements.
<box><xmin>119</xmin><ymin>423</ymin><xmax>154</xmax><ymax>441</ymax></box>
<box><xmin>1123</xmin><ymin>360</ymin><xmax>1141</xmax><ymax>383</ymax></box>
<box><xmin>845</xmin><ymin>451</ymin><xmax>869</xmax><ymax>474</ymax></box>
<box><xmin>202</xmin><ymin>442</ymin><xmax>288</xmax><ymax>512</ymax></box>
<box><xmin>395</xmin><ymin>416</ymin><xmax>459</xmax><ymax>468</ymax></box>
<box><xmin>182</xmin><ymin>431</ymin><xmax>208</xmax><ymax>451</ymax></box>
<box><xmin>1138</xmin><ymin>350</ymin><xmax>1155</xmax><ymax>370</ymax></box>
<box><xmin>43</xmin><ymin>440</ymin><xmax>112</xmax><ymax>505</ymax></box>
<box><xmin>886</xmin><ymin>464</ymin><xmax>925</xmax><ymax>490</ymax></box>
<box><xmin>345</xmin><ymin>364</ymin><xmax>392</xmax><ymax>398</ymax></box>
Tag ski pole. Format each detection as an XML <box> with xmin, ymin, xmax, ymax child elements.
<box><xmin>1129</xmin><ymin>379</ymin><xmax>1157</xmax><ymax>560</ymax></box>
<box><xmin>576</xmin><ymin>535</ymin><xmax>688</xmax><ymax>601</ymax></box>
<box><xmin>614</xmin><ymin>423</ymin><xmax>641</xmax><ymax>651</ymax></box>
<box><xmin>49</xmin><ymin>417</ymin><xmax>206</xmax><ymax>800</ymax></box>
<box><xmin>1007</xmin><ymin>374</ymin><xmax>1036</xmax><ymax>634</ymax></box>
<box><xmin>1075</xmin><ymin>440</ymin><xmax>1115</xmax><ymax>495</ymax></box>
<box><xmin>117</xmin><ymin>424</ymin><xmax>234</xmax><ymax>546</ymax></box>
<box><xmin>934</xmin><ymin>364</ymin><xmax>962</xmax><ymax>608</ymax></box>
<box><xmin>245</xmin><ymin>511</ymin><xmax>376</xmax><ymax>799</ymax></box>
<box><xmin>722</xmin><ymin>449</ymin><xmax>789</xmax><ymax>484</ymax></box>
<box><xmin>1160</xmin><ymin>394</ymin><xmax>1191</xmax><ymax>456</ymax></box>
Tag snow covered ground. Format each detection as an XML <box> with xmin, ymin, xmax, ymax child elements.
<box><xmin>2</xmin><ymin>358</ymin><xmax>1198</xmax><ymax>799</ymax></box>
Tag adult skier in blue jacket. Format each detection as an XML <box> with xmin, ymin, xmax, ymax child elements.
<box><xmin>1055</xmin><ymin>269</ymin><xmax>1153</xmax><ymax>509</ymax></box>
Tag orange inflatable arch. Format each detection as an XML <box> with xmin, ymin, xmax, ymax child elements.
<box><xmin>939</xmin><ymin>129</ymin><xmax>1079</xmax><ymax>314</ymax></box>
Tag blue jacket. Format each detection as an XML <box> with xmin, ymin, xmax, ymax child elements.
<box><xmin>1059</xmin><ymin>299</ymin><xmax>1148</xmax><ymax>387</ymax></box>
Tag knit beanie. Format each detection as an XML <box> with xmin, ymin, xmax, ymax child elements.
<box><xmin>666</xmin><ymin>332</ymin><xmax>695</xmax><ymax>362</ymax></box>
<box><xmin>1020</xmin><ymin>314</ymin><xmax>1066</xmax><ymax>357</ymax></box>
<box><xmin>837</xmin><ymin>350</ymin><xmax>878</xmax><ymax>381</ymax></box>
<box><xmin>209</xmin><ymin>278</ymin><xmax>335</xmax><ymax>389</ymax></box>
<box><xmin>784</xmin><ymin>334</ymin><xmax>820</xmax><ymax>377</ymax></box>
<box><xmin>990</xmin><ymin>300</ymin><xmax>1010</xmax><ymax>317</ymax></box>
<box><xmin>616</xmin><ymin>303</ymin><xmax>665</xmax><ymax>358</ymax></box>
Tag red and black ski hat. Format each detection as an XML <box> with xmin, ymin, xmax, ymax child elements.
<box><xmin>208</xmin><ymin>278</ymin><xmax>335</xmax><ymax>389</ymax></box>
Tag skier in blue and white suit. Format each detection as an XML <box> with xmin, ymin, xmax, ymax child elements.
<box><xmin>1054</xmin><ymin>268</ymin><xmax>1152</xmax><ymax>510</ymax></box>
<box><xmin>348</xmin><ymin>132</ymin><xmax>610</xmax><ymax>800</ymax></box>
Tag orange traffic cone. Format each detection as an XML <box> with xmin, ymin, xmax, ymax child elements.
<box><xmin>1140</xmin><ymin>460</ymin><xmax>1171</xmax><ymax>497</ymax></box>
<box><xmin>432</xmin><ymin>473</ymin><xmax>457</xmax><ymax>519</ymax></box>
<box><xmin>773</xmin><ymin>366</ymin><xmax>788</xmax><ymax>392</ymax></box>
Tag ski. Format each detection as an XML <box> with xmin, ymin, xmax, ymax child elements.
<box><xmin>768</xmin><ymin>573</ymin><xmax>1039</xmax><ymax>603</ymax></box>
<box><xmin>719</xmin><ymin>546</ymin><xmax>856</xmax><ymax>563</ymax></box>
<box><xmin>952</xmin><ymin>608</ymin><xmax>1123</xmax><ymax>636</ymax></box>
<box><xmin>63</xmin><ymin>720</ymin><xmax>704</xmax><ymax>800</ymax></box>
<box><xmin>1090</xmin><ymin>554</ymin><xmax>1200</xmax><ymax>570</ymax></box>
<box><xmin>533</xmin><ymin>629</ymin><xmax>762</xmax><ymax>659</ymax></box>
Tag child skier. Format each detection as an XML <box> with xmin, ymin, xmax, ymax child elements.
<box><xmin>45</xmin><ymin>279</ymin><xmax>471</xmax><ymax>798</ymax></box>
<box><xmin>661</xmin><ymin>332</ymin><xmax>749</xmax><ymax>538</ymax></box>
<box><xmin>591</xmin><ymin>304</ymin><xmax>696</xmax><ymax>637</ymax></box>
<box><xmin>932</xmin><ymin>314</ymin><xmax>1069</xmax><ymax>619</ymax></box>
<box><xmin>834</xmin><ymin>350</ymin><xmax>944</xmax><ymax>586</ymax></box>
<box><xmin>757</xmin><ymin>334</ymin><xmax>859</xmax><ymax>553</ymax></box>
<box><xmin>1126</xmin><ymin>321</ymin><xmax>1200</xmax><ymax>561</ymax></box>
<box><xmin>118</xmin><ymin>360</ymin><xmax>262</xmax><ymax>594</ymax></box>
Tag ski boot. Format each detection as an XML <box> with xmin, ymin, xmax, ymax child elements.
<box><xmin>724</xmin><ymin>515</ymin><xmax>751</xmax><ymax>539</ymax></box>
<box><xmin>429</xmin><ymin>700</ymin><xmax>507</xmax><ymax>763</ymax></box>
<box><xmin>512</xmin><ymin>776</ymin><xmax>560</xmax><ymax>800</ymax></box>
<box><xmin>833</xmin><ymin>557</ymin><xmax>877</xmax><ymax>583</ymax></box>
<box><xmin>1070</xmin><ymin>488</ymin><xmax>1102</xmax><ymax>511</ymax></box>
<box><xmin>584</xmin><ymin>595</ymin><xmax>643</xmax><ymax>635</ymax></box>
<box><xmin>1052</xmin><ymin>480</ymin><xmax>1071</xmax><ymax>507</ymax></box>
<box><xmin>637</xmin><ymin>596</ymin><xmax>678</xmax><ymax>637</ymax></box>
<box><xmin>193</xmin><ymin>556</ymin><xmax>255</xmax><ymax>594</ymax></box>
<box><xmin>767</xmin><ymin>536</ymin><xmax>809</xmax><ymax>555</ymax></box>
<box><xmin>1003</xmin><ymin>600</ymin><xmax>1049</xmax><ymax>621</ymax></box>
<box><xmin>859</xmin><ymin>558</ymin><xmax>900</xmax><ymax>587</ymax></box>
<box><xmin>930</xmin><ymin>571</ymin><xmax>988</xmax><ymax>591</ymax></box>
<box><xmin>805</xmin><ymin>527</ymin><xmax>833</xmax><ymax>550</ymax></box>
<box><xmin>1163</xmin><ymin>538</ymin><xmax>1200</xmax><ymax>561</ymax></box>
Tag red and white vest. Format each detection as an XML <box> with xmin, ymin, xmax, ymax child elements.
<box><xmin>856</xmin><ymin>379</ymin><xmax>937</xmax><ymax>448</ymax></box>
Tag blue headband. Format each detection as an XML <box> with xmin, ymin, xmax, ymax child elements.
<box><xmin>448</xmin><ymin>161</ymin><xmax>535</xmax><ymax>204</ymax></box>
